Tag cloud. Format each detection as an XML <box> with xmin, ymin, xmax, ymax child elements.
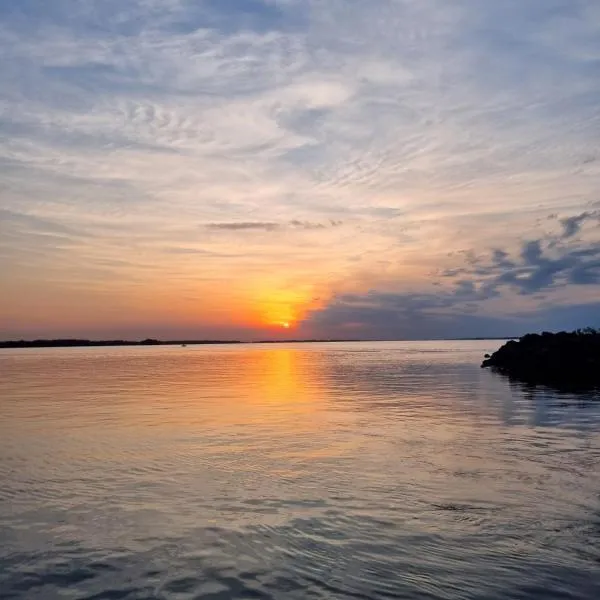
<box><xmin>301</xmin><ymin>287</ymin><xmax>600</xmax><ymax>340</ymax></box>
<box><xmin>300</xmin><ymin>290</ymin><xmax>518</xmax><ymax>340</ymax></box>
<box><xmin>302</xmin><ymin>209</ymin><xmax>600</xmax><ymax>338</ymax></box>
<box><xmin>289</xmin><ymin>219</ymin><xmax>343</xmax><ymax>230</ymax></box>
<box><xmin>0</xmin><ymin>208</ymin><xmax>83</xmax><ymax>238</ymax></box>
<box><xmin>301</xmin><ymin>277</ymin><xmax>600</xmax><ymax>341</ymax></box>
<box><xmin>458</xmin><ymin>211</ymin><xmax>600</xmax><ymax>295</ymax></box>
<box><xmin>205</xmin><ymin>220</ymin><xmax>342</xmax><ymax>231</ymax></box>
<box><xmin>206</xmin><ymin>221</ymin><xmax>280</xmax><ymax>231</ymax></box>
<box><xmin>560</xmin><ymin>211</ymin><xmax>599</xmax><ymax>238</ymax></box>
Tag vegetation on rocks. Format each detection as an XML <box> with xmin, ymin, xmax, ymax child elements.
<box><xmin>482</xmin><ymin>328</ymin><xmax>600</xmax><ymax>389</ymax></box>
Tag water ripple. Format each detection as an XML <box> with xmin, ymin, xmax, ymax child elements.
<box><xmin>1</xmin><ymin>342</ymin><xmax>600</xmax><ymax>599</ymax></box>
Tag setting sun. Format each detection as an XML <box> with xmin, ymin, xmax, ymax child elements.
<box><xmin>280</xmin><ymin>322</ymin><xmax>291</xmax><ymax>329</ymax></box>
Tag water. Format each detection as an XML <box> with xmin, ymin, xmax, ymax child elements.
<box><xmin>1</xmin><ymin>340</ymin><xmax>599</xmax><ymax>600</ymax></box>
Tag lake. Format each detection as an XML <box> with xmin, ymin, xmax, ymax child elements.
<box><xmin>1</xmin><ymin>341</ymin><xmax>599</xmax><ymax>599</ymax></box>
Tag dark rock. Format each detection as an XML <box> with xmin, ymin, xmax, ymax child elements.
<box><xmin>481</xmin><ymin>328</ymin><xmax>600</xmax><ymax>390</ymax></box>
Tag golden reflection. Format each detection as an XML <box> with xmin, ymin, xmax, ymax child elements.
<box><xmin>96</xmin><ymin>347</ymin><xmax>326</xmax><ymax>432</ymax></box>
<box><xmin>253</xmin><ymin>349</ymin><xmax>305</xmax><ymax>405</ymax></box>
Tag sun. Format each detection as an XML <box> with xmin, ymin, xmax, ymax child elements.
<box><xmin>268</xmin><ymin>319</ymin><xmax>294</xmax><ymax>330</ymax></box>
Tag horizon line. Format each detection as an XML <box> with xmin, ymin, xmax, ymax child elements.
<box><xmin>0</xmin><ymin>336</ymin><xmax>518</xmax><ymax>349</ymax></box>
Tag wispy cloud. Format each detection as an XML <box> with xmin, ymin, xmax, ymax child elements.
<box><xmin>207</xmin><ymin>221</ymin><xmax>281</xmax><ymax>231</ymax></box>
<box><xmin>205</xmin><ymin>220</ymin><xmax>342</xmax><ymax>231</ymax></box>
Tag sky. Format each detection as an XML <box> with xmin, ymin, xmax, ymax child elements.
<box><xmin>0</xmin><ymin>0</ymin><xmax>599</xmax><ymax>341</ymax></box>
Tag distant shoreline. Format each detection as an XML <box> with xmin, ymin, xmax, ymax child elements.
<box><xmin>0</xmin><ymin>337</ymin><xmax>516</xmax><ymax>349</ymax></box>
<box><xmin>0</xmin><ymin>339</ymin><xmax>241</xmax><ymax>349</ymax></box>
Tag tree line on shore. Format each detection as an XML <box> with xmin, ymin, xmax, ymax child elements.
<box><xmin>482</xmin><ymin>328</ymin><xmax>600</xmax><ymax>389</ymax></box>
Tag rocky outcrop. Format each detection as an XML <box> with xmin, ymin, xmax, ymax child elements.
<box><xmin>482</xmin><ymin>329</ymin><xmax>600</xmax><ymax>389</ymax></box>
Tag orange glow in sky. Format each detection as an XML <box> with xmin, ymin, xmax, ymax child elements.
<box><xmin>246</xmin><ymin>283</ymin><xmax>325</xmax><ymax>332</ymax></box>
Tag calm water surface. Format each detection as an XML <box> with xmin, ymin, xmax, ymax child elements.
<box><xmin>1</xmin><ymin>341</ymin><xmax>599</xmax><ymax>599</ymax></box>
